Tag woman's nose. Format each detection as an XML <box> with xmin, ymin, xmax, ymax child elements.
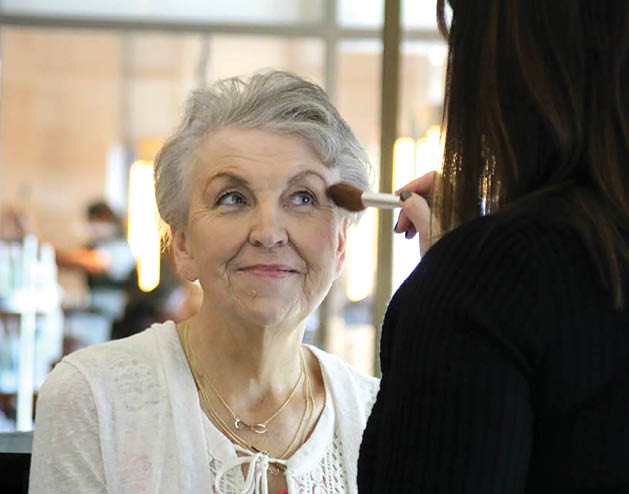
<box><xmin>248</xmin><ymin>204</ymin><xmax>288</xmax><ymax>248</ymax></box>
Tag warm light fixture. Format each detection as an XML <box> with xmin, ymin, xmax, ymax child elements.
<box><xmin>127</xmin><ymin>160</ymin><xmax>160</xmax><ymax>292</ymax></box>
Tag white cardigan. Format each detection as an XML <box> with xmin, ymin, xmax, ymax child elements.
<box><xmin>29</xmin><ymin>321</ymin><xmax>379</xmax><ymax>494</ymax></box>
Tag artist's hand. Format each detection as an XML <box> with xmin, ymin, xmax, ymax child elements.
<box><xmin>395</xmin><ymin>171</ymin><xmax>441</xmax><ymax>257</ymax></box>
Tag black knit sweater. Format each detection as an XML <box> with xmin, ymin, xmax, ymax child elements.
<box><xmin>357</xmin><ymin>203</ymin><xmax>629</xmax><ymax>493</ymax></box>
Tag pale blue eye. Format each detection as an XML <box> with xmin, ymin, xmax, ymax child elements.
<box><xmin>217</xmin><ymin>192</ymin><xmax>245</xmax><ymax>206</ymax></box>
<box><xmin>291</xmin><ymin>191</ymin><xmax>314</xmax><ymax>206</ymax></box>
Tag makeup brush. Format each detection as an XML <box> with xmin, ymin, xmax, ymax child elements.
<box><xmin>327</xmin><ymin>182</ymin><xmax>411</xmax><ymax>212</ymax></box>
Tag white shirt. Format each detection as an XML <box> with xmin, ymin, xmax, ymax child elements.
<box><xmin>206</xmin><ymin>360</ymin><xmax>346</xmax><ymax>494</ymax></box>
<box><xmin>29</xmin><ymin>321</ymin><xmax>379</xmax><ymax>494</ymax></box>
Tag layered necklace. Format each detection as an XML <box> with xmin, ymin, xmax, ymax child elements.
<box><xmin>182</xmin><ymin>321</ymin><xmax>316</xmax><ymax>474</ymax></box>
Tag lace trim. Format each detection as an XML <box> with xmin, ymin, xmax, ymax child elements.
<box><xmin>208</xmin><ymin>431</ymin><xmax>348</xmax><ymax>494</ymax></box>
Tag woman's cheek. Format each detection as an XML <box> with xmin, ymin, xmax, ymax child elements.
<box><xmin>296</xmin><ymin>216</ymin><xmax>337</xmax><ymax>252</ymax></box>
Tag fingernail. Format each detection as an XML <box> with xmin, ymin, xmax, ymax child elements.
<box><xmin>405</xmin><ymin>231</ymin><xmax>412</xmax><ymax>239</ymax></box>
<box><xmin>400</xmin><ymin>191</ymin><xmax>412</xmax><ymax>201</ymax></box>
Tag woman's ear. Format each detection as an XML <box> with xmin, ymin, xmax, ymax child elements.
<box><xmin>334</xmin><ymin>217</ymin><xmax>349</xmax><ymax>279</ymax></box>
<box><xmin>172</xmin><ymin>228</ymin><xmax>198</xmax><ymax>282</ymax></box>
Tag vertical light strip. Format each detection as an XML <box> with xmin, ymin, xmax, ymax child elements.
<box><xmin>415</xmin><ymin>124</ymin><xmax>443</xmax><ymax>177</ymax></box>
<box><xmin>127</xmin><ymin>160</ymin><xmax>160</xmax><ymax>292</ymax></box>
<box><xmin>393</xmin><ymin>137</ymin><xmax>416</xmax><ymax>185</ymax></box>
<box><xmin>345</xmin><ymin>209</ymin><xmax>377</xmax><ymax>302</ymax></box>
<box><xmin>392</xmin><ymin>137</ymin><xmax>420</xmax><ymax>292</ymax></box>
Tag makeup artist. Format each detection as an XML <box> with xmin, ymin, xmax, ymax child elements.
<box><xmin>359</xmin><ymin>0</ymin><xmax>629</xmax><ymax>492</ymax></box>
<box><xmin>29</xmin><ymin>71</ymin><xmax>379</xmax><ymax>494</ymax></box>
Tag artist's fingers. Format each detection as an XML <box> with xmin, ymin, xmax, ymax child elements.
<box><xmin>395</xmin><ymin>206</ymin><xmax>413</xmax><ymax>233</ymax></box>
<box><xmin>395</xmin><ymin>210</ymin><xmax>412</xmax><ymax>233</ymax></box>
<box><xmin>395</xmin><ymin>193</ymin><xmax>431</xmax><ymax>234</ymax></box>
<box><xmin>396</xmin><ymin>193</ymin><xmax>437</xmax><ymax>256</ymax></box>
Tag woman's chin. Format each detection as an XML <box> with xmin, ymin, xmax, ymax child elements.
<box><xmin>236</xmin><ymin>298</ymin><xmax>304</xmax><ymax>330</ymax></box>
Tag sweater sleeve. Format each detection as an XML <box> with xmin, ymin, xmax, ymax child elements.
<box><xmin>358</xmin><ymin>217</ymin><xmax>542</xmax><ymax>493</ymax></box>
<box><xmin>29</xmin><ymin>360</ymin><xmax>107</xmax><ymax>494</ymax></box>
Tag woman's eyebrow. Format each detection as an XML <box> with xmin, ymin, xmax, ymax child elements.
<box><xmin>202</xmin><ymin>170</ymin><xmax>327</xmax><ymax>196</ymax></box>
<box><xmin>287</xmin><ymin>170</ymin><xmax>329</xmax><ymax>188</ymax></box>
<box><xmin>203</xmin><ymin>172</ymin><xmax>250</xmax><ymax>195</ymax></box>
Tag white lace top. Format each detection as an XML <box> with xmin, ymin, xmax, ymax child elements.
<box><xmin>205</xmin><ymin>373</ymin><xmax>348</xmax><ymax>494</ymax></box>
<box><xmin>28</xmin><ymin>322</ymin><xmax>378</xmax><ymax>494</ymax></box>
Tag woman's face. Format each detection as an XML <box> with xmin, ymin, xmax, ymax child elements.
<box><xmin>173</xmin><ymin>127</ymin><xmax>347</xmax><ymax>329</ymax></box>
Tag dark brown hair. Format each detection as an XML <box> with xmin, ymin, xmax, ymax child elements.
<box><xmin>436</xmin><ymin>0</ymin><xmax>629</xmax><ymax>306</ymax></box>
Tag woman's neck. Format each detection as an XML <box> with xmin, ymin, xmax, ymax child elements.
<box><xmin>184</xmin><ymin>306</ymin><xmax>306</xmax><ymax>411</ymax></box>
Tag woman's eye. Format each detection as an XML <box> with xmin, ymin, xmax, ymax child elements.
<box><xmin>290</xmin><ymin>191</ymin><xmax>316</xmax><ymax>206</ymax></box>
<box><xmin>217</xmin><ymin>191</ymin><xmax>246</xmax><ymax>206</ymax></box>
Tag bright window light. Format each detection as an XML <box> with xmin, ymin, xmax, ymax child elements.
<box><xmin>345</xmin><ymin>208</ymin><xmax>377</xmax><ymax>302</ymax></box>
<box><xmin>416</xmin><ymin>125</ymin><xmax>443</xmax><ymax>177</ymax></box>
<box><xmin>392</xmin><ymin>137</ymin><xmax>420</xmax><ymax>291</ymax></box>
<box><xmin>127</xmin><ymin>160</ymin><xmax>160</xmax><ymax>292</ymax></box>
<box><xmin>391</xmin><ymin>128</ymin><xmax>443</xmax><ymax>292</ymax></box>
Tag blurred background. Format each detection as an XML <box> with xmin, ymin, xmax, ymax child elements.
<box><xmin>0</xmin><ymin>0</ymin><xmax>447</xmax><ymax>431</ymax></box>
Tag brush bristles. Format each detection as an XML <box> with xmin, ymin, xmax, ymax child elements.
<box><xmin>327</xmin><ymin>183</ymin><xmax>365</xmax><ymax>212</ymax></box>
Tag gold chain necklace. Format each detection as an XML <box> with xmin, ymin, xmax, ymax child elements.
<box><xmin>279</xmin><ymin>347</ymin><xmax>315</xmax><ymax>459</ymax></box>
<box><xmin>184</xmin><ymin>321</ymin><xmax>304</xmax><ymax>435</ymax></box>
<box><xmin>182</xmin><ymin>321</ymin><xmax>315</xmax><ymax>474</ymax></box>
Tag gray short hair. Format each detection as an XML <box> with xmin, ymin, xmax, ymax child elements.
<box><xmin>154</xmin><ymin>70</ymin><xmax>372</xmax><ymax>235</ymax></box>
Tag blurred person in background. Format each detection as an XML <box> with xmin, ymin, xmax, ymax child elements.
<box><xmin>358</xmin><ymin>0</ymin><xmax>629</xmax><ymax>492</ymax></box>
<box><xmin>57</xmin><ymin>201</ymin><xmax>136</xmax><ymax>322</ymax></box>
<box><xmin>56</xmin><ymin>200</ymin><xmax>136</xmax><ymax>341</ymax></box>
<box><xmin>29</xmin><ymin>71</ymin><xmax>379</xmax><ymax>494</ymax></box>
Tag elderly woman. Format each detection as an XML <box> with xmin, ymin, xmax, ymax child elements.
<box><xmin>29</xmin><ymin>71</ymin><xmax>379</xmax><ymax>494</ymax></box>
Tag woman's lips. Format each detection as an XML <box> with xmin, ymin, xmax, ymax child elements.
<box><xmin>237</xmin><ymin>265</ymin><xmax>298</xmax><ymax>278</ymax></box>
